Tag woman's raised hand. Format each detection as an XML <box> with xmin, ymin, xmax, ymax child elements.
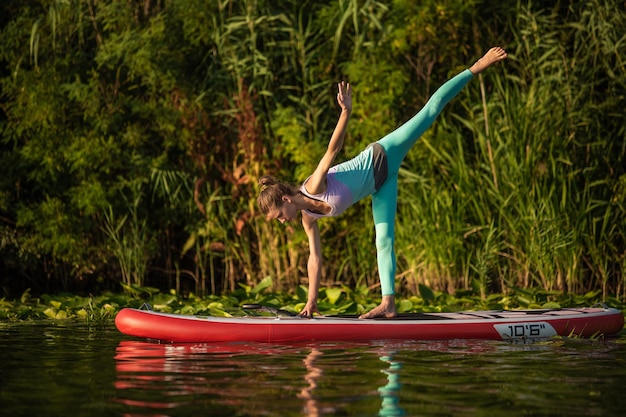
<box><xmin>337</xmin><ymin>81</ymin><xmax>352</xmax><ymax>113</ymax></box>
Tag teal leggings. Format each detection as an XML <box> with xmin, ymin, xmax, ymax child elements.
<box><xmin>372</xmin><ymin>69</ymin><xmax>474</xmax><ymax>295</ymax></box>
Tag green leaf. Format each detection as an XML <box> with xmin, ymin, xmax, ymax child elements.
<box><xmin>418</xmin><ymin>284</ymin><xmax>435</xmax><ymax>304</ymax></box>
<box><xmin>296</xmin><ymin>285</ymin><xmax>308</xmax><ymax>302</ymax></box>
<box><xmin>325</xmin><ymin>288</ymin><xmax>342</xmax><ymax>305</ymax></box>
<box><xmin>20</xmin><ymin>289</ymin><xmax>32</xmax><ymax>304</ymax></box>
<box><xmin>252</xmin><ymin>277</ymin><xmax>273</xmax><ymax>294</ymax></box>
<box><xmin>397</xmin><ymin>299</ymin><xmax>413</xmax><ymax>313</ymax></box>
<box><xmin>43</xmin><ymin>307</ymin><xmax>57</xmax><ymax>319</ymax></box>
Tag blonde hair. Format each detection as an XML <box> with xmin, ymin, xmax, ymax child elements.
<box><xmin>257</xmin><ymin>175</ymin><xmax>298</xmax><ymax>215</ymax></box>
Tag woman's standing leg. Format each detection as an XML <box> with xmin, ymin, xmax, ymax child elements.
<box><xmin>371</xmin><ymin>176</ymin><xmax>399</xmax><ymax>298</ymax></box>
<box><xmin>357</xmin><ymin>176</ymin><xmax>398</xmax><ymax>319</ymax></box>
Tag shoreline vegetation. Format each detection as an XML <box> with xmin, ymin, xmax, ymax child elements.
<box><xmin>1</xmin><ymin>284</ymin><xmax>624</xmax><ymax>325</ymax></box>
<box><xmin>1</xmin><ymin>1</ymin><xmax>625</xmax><ymax>305</ymax></box>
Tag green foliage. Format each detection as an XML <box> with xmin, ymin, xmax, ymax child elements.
<box><xmin>1</xmin><ymin>286</ymin><xmax>623</xmax><ymax>323</ymax></box>
<box><xmin>0</xmin><ymin>0</ymin><xmax>624</xmax><ymax>304</ymax></box>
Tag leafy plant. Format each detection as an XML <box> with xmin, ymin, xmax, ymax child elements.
<box><xmin>0</xmin><ymin>0</ymin><xmax>624</xmax><ymax>304</ymax></box>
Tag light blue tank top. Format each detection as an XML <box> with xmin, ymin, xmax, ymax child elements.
<box><xmin>300</xmin><ymin>144</ymin><xmax>386</xmax><ymax>219</ymax></box>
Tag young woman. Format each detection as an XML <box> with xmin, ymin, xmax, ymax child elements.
<box><xmin>258</xmin><ymin>47</ymin><xmax>508</xmax><ymax>319</ymax></box>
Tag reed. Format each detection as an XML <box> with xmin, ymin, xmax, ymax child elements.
<box><xmin>388</xmin><ymin>0</ymin><xmax>625</xmax><ymax>298</ymax></box>
<box><xmin>101</xmin><ymin>185</ymin><xmax>154</xmax><ymax>288</ymax></box>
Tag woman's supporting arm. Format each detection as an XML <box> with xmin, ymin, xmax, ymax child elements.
<box><xmin>299</xmin><ymin>212</ymin><xmax>322</xmax><ymax>317</ymax></box>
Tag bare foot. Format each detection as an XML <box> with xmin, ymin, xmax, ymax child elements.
<box><xmin>359</xmin><ymin>295</ymin><xmax>397</xmax><ymax>319</ymax></box>
<box><xmin>469</xmin><ymin>47</ymin><xmax>508</xmax><ymax>75</ymax></box>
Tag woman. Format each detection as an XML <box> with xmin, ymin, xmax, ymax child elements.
<box><xmin>258</xmin><ymin>47</ymin><xmax>508</xmax><ymax>319</ymax></box>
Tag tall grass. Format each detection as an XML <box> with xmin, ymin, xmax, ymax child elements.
<box><xmin>390</xmin><ymin>0</ymin><xmax>625</xmax><ymax>299</ymax></box>
<box><xmin>101</xmin><ymin>185</ymin><xmax>154</xmax><ymax>288</ymax></box>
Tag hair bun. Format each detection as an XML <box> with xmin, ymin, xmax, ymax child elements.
<box><xmin>259</xmin><ymin>175</ymin><xmax>277</xmax><ymax>188</ymax></box>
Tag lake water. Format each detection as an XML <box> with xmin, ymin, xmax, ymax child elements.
<box><xmin>1</xmin><ymin>321</ymin><xmax>625</xmax><ymax>416</ymax></box>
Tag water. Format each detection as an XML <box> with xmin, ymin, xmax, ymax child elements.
<box><xmin>1</xmin><ymin>321</ymin><xmax>625</xmax><ymax>416</ymax></box>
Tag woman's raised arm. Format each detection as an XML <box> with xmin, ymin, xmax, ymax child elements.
<box><xmin>303</xmin><ymin>81</ymin><xmax>352</xmax><ymax>195</ymax></box>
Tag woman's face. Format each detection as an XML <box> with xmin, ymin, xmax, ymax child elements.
<box><xmin>267</xmin><ymin>199</ymin><xmax>298</xmax><ymax>223</ymax></box>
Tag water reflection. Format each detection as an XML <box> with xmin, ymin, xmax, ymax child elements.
<box><xmin>113</xmin><ymin>338</ymin><xmax>626</xmax><ymax>416</ymax></box>
<box><xmin>297</xmin><ymin>348</ymin><xmax>323</xmax><ymax>416</ymax></box>
<box><xmin>115</xmin><ymin>341</ymin><xmax>273</xmax><ymax>411</ymax></box>
<box><xmin>112</xmin><ymin>339</ymin><xmax>502</xmax><ymax>416</ymax></box>
<box><xmin>377</xmin><ymin>352</ymin><xmax>406</xmax><ymax>417</ymax></box>
<box><xmin>114</xmin><ymin>340</ymin><xmax>410</xmax><ymax>416</ymax></box>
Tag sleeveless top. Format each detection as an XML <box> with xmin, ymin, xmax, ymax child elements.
<box><xmin>300</xmin><ymin>143</ymin><xmax>387</xmax><ymax>219</ymax></box>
